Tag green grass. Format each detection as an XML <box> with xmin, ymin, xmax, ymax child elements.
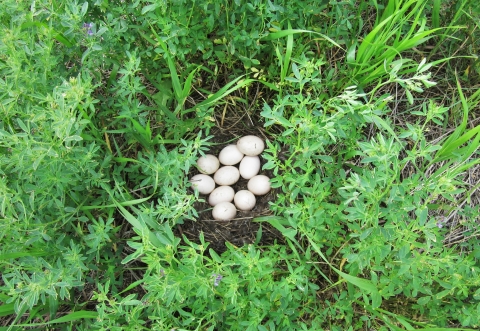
<box><xmin>1</xmin><ymin>0</ymin><xmax>480</xmax><ymax>330</ymax></box>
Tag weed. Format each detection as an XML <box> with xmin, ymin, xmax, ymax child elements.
<box><xmin>1</xmin><ymin>0</ymin><xmax>479</xmax><ymax>330</ymax></box>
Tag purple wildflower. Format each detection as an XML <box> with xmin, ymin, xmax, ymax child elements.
<box><xmin>83</xmin><ymin>22</ymin><xmax>94</xmax><ymax>36</ymax></box>
<box><xmin>436</xmin><ymin>216</ymin><xmax>447</xmax><ymax>229</ymax></box>
<box><xmin>160</xmin><ymin>269</ymin><xmax>165</xmax><ymax>277</ymax></box>
<box><xmin>212</xmin><ymin>273</ymin><xmax>223</xmax><ymax>287</ymax></box>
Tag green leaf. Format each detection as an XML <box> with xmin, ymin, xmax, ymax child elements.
<box><xmin>122</xmin><ymin>300</ymin><xmax>142</xmax><ymax>306</ymax></box>
<box><xmin>142</xmin><ymin>3</ymin><xmax>159</xmax><ymax>14</ymax></box>
<box><xmin>253</xmin><ymin>215</ymin><xmax>290</xmax><ymax>226</ymax></box>
<box><xmin>282</xmin><ymin>228</ymin><xmax>297</xmax><ymax>241</ymax></box>
<box><xmin>156</xmin><ymin>232</ymin><xmax>171</xmax><ymax>246</ymax></box>
<box><xmin>369</xmin><ymin>114</ymin><xmax>403</xmax><ymax>145</ymax></box>
<box><xmin>80</xmin><ymin>2</ymin><xmax>88</xmax><ymax>17</ymax></box>
<box><xmin>370</xmin><ymin>291</ymin><xmax>383</xmax><ymax>310</ymax></box>
<box><xmin>406</xmin><ymin>89</ymin><xmax>414</xmax><ymax>104</ymax></box>
<box><xmin>277</xmin><ymin>116</ymin><xmax>294</xmax><ymax>127</ymax></box>
<box><xmin>209</xmin><ymin>249</ymin><xmax>222</xmax><ymax>263</ymax></box>
<box><xmin>17</xmin><ymin>118</ymin><xmax>28</xmax><ymax>133</ymax></box>
<box><xmin>318</xmin><ymin>155</ymin><xmax>334</xmax><ymax>163</ymax></box>
<box><xmin>333</xmin><ymin>267</ymin><xmax>379</xmax><ymax>294</ymax></box>
<box><xmin>64</xmin><ymin>135</ymin><xmax>83</xmax><ymax>142</ymax></box>
<box><xmin>113</xmin><ymin>157</ymin><xmax>141</xmax><ymax>164</ymax></box>
<box><xmin>435</xmin><ymin>289</ymin><xmax>451</xmax><ymax>299</ymax></box>
<box><xmin>416</xmin><ymin>207</ymin><xmax>428</xmax><ymax>226</ymax></box>
<box><xmin>417</xmin><ymin>296</ymin><xmax>431</xmax><ymax>305</ymax></box>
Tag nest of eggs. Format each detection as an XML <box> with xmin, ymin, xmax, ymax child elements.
<box><xmin>175</xmin><ymin>125</ymin><xmax>284</xmax><ymax>253</ymax></box>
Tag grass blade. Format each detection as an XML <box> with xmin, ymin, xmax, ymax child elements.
<box><xmin>112</xmin><ymin>199</ymin><xmax>145</xmax><ymax>231</ymax></box>
<box><xmin>254</xmin><ymin>216</ymin><xmax>332</xmax><ymax>284</ymax></box>
<box><xmin>118</xmin><ymin>279</ymin><xmax>145</xmax><ymax>295</ymax></box>
<box><xmin>432</xmin><ymin>0</ymin><xmax>441</xmax><ymax>29</ymax></box>
<box><xmin>147</xmin><ymin>25</ymin><xmax>186</xmax><ymax>109</ymax></box>
<box><xmin>307</xmin><ymin>235</ymin><xmax>381</xmax><ymax>307</ymax></box>
<box><xmin>254</xmin><ymin>216</ymin><xmax>380</xmax><ymax>305</ymax></box>
<box><xmin>355</xmin><ymin>15</ymin><xmax>394</xmax><ymax>64</ymax></box>
<box><xmin>262</xmin><ymin>28</ymin><xmax>342</xmax><ymax>49</ymax></box>
<box><xmin>254</xmin><ymin>215</ymin><xmax>297</xmax><ymax>240</ymax></box>
<box><xmin>47</xmin><ymin>311</ymin><xmax>98</xmax><ymax>324</ymax></box>
<box><xmin>13</xmin><ymin>311</ymin><xmax>98</xmax><ymax>327</ymax></box>
<box><xmin>281</xmin><ymin>21</ymin><xmax>294</xmax><ymax>83</ymax></box>
<box><xmin>432</xmin><ymin>75</ymin><xmax>479</xmax><ymax>163</ymax></box>
<box><xmin>21</xmin><ymin>21</ymin><xmax>73</xmax><ymax>47</ymax></box>
<box><xmin>80</xmin><ymin>196</ymin><xmax>151</xmax><ymax>210</ymax></box>
<box><xmin>0</xmin><ymin>250</ymin><xmax>50</xmax><ymax>260</ymax></box>
<box><xmin>106</xmin><ymin>63</ymin><xmax>120</xmax><ymax>90</ymax></box>
<box><xmin>113</xmin><ymin>199</ymin><xmax>163</xmax><ymax>248</ymax></box>
<box><xmin>0</xmin><ymin>303</ymin><xmax>15</xmax><ymax>317</ymax></box>
<box><xmin>183</xmin><ymin>76</ymin><xmax>248</xmax><ymax>113</ymax></box>
<box><xmin>182</xmin><ymin>66</ymin><xmax>200</xmax><ymax>99</ymax></box>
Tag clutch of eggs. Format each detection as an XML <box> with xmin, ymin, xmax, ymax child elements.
<box><xmin>190</xmin><ymin>135</ymin><xmax>270</xmax><ymax>220</ymax></box>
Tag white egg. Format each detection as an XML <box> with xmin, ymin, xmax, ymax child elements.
<box><xmin>213</xmin><ymin>166</ymin><xmax>240</xmax><ymax>186</ymax></box>
<box><xmin>189</xmin><ymin>174</ymin><xmax>215</xmax><ymax>195</ymax></box>
<box><xmin>239</xmin><ymin>156</ymin><xmax>260</xmax><ymax>179</ymax></box>
<box><xmin>218</xmin><ymin>145</ymin><xmax>244</xmax><ymax>165</ymax></box>
<box><xmin>247</xmin><ymin>175</ymin><xmax>271</xmax><ymax>195</ymax></box>
<box><xmin>212</xmin><ymin>202</ymin><xmax>237</xmax><ymax>220</ymax></box>
<box><xmin>237</xmin><ymin>135</ymin><xmax>265</xmax><ymax>156</ymax></box>
<box><xmin>209</xmin><ymin>186</ymin><xmax>235</xmax><ymax>206</ymax></box>
<box><xmin>234</xmin><ymin>190</ymin><xmax>256</xmax><ymax>211</ymax></box>
<box><xmin>197</xmin><ymin>154</ymin><xmax>220</xmax><ymax>174</ymax></box>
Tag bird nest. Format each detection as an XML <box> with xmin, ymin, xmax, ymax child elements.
<box><xmin>174</xmin><ymin>111</ymin><xmax>284</xmax><ymax>253</ymax></box>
